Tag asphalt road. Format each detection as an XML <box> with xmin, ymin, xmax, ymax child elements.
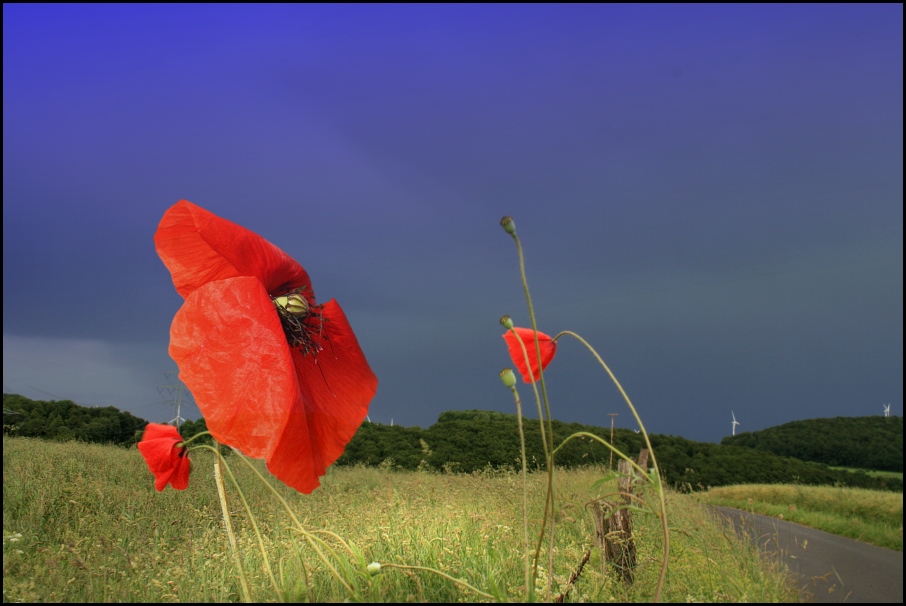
<box><xmin>709</xmin><ymin>506</ymin><xmax>903</xmax><ymax>603</ymax></box>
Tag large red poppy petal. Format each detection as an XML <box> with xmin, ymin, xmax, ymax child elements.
<box><xmin>155</xmin><ymin>200</ymin><xmax>312</xmax><ymax>299</ymax></box>
<box><xmin>503</xmin><ymin>327</ymin><xmax>557</xmax><ymax>383</ymax></box>
<box><xmin>169</xmin><ymin>276</ymin><xmax>303</xmax><ymax>460</ymax></box>
<box><xmin>266</xmin><ymin>299</ymin><xmax>378</xmax><ymax>493</ymax></box>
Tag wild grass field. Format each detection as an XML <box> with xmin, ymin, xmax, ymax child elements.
<box><xmin>697</xmin><ymin>484</ymin><xmax>903</xmax><ymax>551</ymax></box>
<box><xmin>2</xmin><ymin>436</ymin><xmax>803</xmax><ymax>602</ymax></box>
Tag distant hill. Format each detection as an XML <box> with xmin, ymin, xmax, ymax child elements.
<box><xmin>5</xmin><ymin>395</ymin><xmax>900</xmax><ymax>492</ymax></box>
<box><xmin>721</xmin><ymin>416</ymin><xmax>903</xmax><ymax>472</ymax></box>
<box><xmin>338</xmin><ymin>410</ymin><xmax>902</xmax><ymax>492</ymax></box>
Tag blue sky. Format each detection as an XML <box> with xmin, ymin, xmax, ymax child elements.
<box><xmin>3</xmin><ymin>4</ymin><xmax>902</xmax><ymax>442</ymax></box>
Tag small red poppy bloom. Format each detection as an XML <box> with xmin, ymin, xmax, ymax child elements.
<box><xmin>137</xmin><ymin>423</ymin><xmax>191</xmax><ymax>491</ymax></box>
<box><xmin>503</xmin><ymin>327</ymin><xmax>557</xmax><ymax>383</ymax></box>
<box><xmin>154</xmin><ymin>200</ymin><xmax>378</xmax><ymax>494</ymax></box>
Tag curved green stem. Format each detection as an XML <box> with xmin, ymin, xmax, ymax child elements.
<box><xmin>508</xmin><ymin>324</ymin><xmax>555</xmax><ymax>594</ymax></box>
<box><xmin>506</xmin><ymin>383</ymin><xmax>534</xmax><ymax>602</ymax></box>
<box><xmin>287</xmin><ymin>528</ymin><xmax>356</xmax><ymax>595</ymax></box>
<box><xmin>381</xmin><ymin>564</ymin><xmax>495</xmax><ymax>600</ymax></box>
<box><xmin>211</xmin><ymin>444</ymin><xmax>253</xmax><ymax>602</ymax></box>
<box><xmin>551</xmin><ymin>431</ymin><xmax>649</xmax><ymax>478</ymax></box>
<box><xmin>176</xmin><ymin>430</ymin><xmax>211</xmax><ymax>448</ymax></box>
<box><xmin>509</xmin><ymin>229</ymin><xmax>557</xmax><ymax>600</ymax></box>
<box><xmin>224</xmin><ymin>450</ymin><xmax>357</xmax><ymax>595</ymax></box>
<box><xmin>511</xmin><ymin>234</ymin><xmax>555</xmax><ymax>457</ymax></box>
<box><xmin>553</xmin><ymin>330</ymin><xmax>670</xmax><ymax>602</ymax></box>
<box><xmin>215</xmin><ymin>450</ymin><xmax>281</xmax><ymax>599</ymax></box>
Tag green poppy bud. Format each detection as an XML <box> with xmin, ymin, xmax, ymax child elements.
<box><xmin>500</xmin><ymin>315</ymin><xmax>514</xmax><ymax>329</ymax></box>
<box><xmin>500</xmin><ymin>216</ymin><xmax>516</xmax><ymax>235</ymax></box>
<box><xmin>499</xmin><ymin>368</ymin><xmax>517</xmax><ymax>388</ymax></box>
<box><xmin>366</xmin><ymin>562</ymin><xmax>382</xmax><ymax>576</ymax></box>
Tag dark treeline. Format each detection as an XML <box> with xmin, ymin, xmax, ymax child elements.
<box><xmin>3</xmin><ymin>393</ymin><xmax>149</xmax><ymax>446</ymax></box>
<box><xmin>2</xmin><ymin>394</ymin><xmax>212</xmax><ymax>448</ymax></box>
<box><xmin>337</xmin><ymin>410</ymin><xmax>902</xmax><ymax>492</ymax></box>
<box><xmin>721</xmin><ymin>415</ymin><xmax>903</xmax><ymax>472</ymax></box>
<box><xmin>5</xmin><ymin>395</ymin><xmax>901</xmax><ymax>492</ymax></box>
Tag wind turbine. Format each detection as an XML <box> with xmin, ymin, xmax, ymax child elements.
<box><xmin>883</xmin><ymin>404</ymin><xmax>890</xmax><ymax>418</ymax></box>
<box><xmin>158</xmin><ymin>371</ymin><xmax>191</xmax><ymax>429</ymax></box>
<box><xmin>731</xmin><ymin>411</ymin><xmax>740</xmax><ymax>436</ymax></box>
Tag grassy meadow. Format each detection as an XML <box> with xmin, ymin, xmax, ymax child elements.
<box><xmin>697</xmin><ymin>484</ymin><xmax>903</xmax><ymax>551</ymax></box>
<box><xmin>3</xmin><ymin>436</ymin><xmax>801</xmax><ymax>602</ymax></box>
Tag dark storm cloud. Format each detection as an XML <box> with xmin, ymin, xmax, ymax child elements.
<box><xmin>3</xmin><ymin>4</ymin><xmax>902</xmax><ymax>441</ymax></box>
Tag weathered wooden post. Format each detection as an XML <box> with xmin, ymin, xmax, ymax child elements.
<box><xmin>589</xmin><ymin>448</ymin><xmax>648</xmax><ymax>584</ymax></box>
<box><xmin>637</xmin><ymin>448</ymin><xmax>649</xmax><ymax>475</ymax></box>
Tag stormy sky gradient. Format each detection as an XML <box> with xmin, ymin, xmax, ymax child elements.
<box><xmin>3</xmin><ymin>4</ymin><xmax>902</xmax><ymax>443</ymax></box>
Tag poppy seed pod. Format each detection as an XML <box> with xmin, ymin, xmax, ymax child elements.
<box><xmin>499</xmin><ymin>368</ymin><xmax>517</xmax><ymax>389</ymax></box>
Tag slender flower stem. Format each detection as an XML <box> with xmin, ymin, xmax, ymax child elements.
<box><xmin>308</xmin><ymin>529</ymin><xmax>358</xmax><ymax>556</ymax></box>
<box><xmin>506</xmin><ymin>383</ymin><xmax>534</xmax><ymax>602</ymax></box>
<box><xmin>213</xmin><ymin>447</ymin><xmax>253</xmax><ymax>603</ymax></box>
<box><xmin>510</xmin><ymin>325</ymin><xmax>556</xmax><ymax>590</ymax></box>
<box><xmin>509</xmin><ymin>225</ymin><xmax>557</xmax><ymax>600</ymax></box>
<box><xmin>221</xmin><ymin>452</ymin><xmax>494</xmax><ymax>599</ymax></box>
<box><xmin>287</xmin><ymin>529</ymin><xmax>357</xmax><ymax>596</ymax></box>
<box><xmin>510</xmin><ymin>231</ymin><xmax>555</xmax><ymax>456</ymax></box>
<box><xmin>215</xmin><ymin>451</ymin><xmax>281</xmax><ymax>598</ymax></box>
<box><xmin>554</xmin><ymin>330</ymin><xmax>670</xmax><ymax>602</ymax></box>
<box><xmin>380</xmin><ymin>564</ymin><xmax>496</xmax><ymax>600</ymax></box>
<box><xmin>225</xmin><ymin>450</ymin><xmax>357</xmax><ymax>595</ymax></box>
<box><xmin>551</xmin><ymin>432</ymin><xmax>650</xmax><ymax>477</ymax></box>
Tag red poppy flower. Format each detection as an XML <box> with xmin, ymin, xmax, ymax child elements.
<box><xmin>154</xmin><ymin>200</ymin><xmax>378</xmax><ymax>494</ymax></box>
<box><xmin>503</xmin><ymin>327</ymin><xmax>557</xmax><ymax>383</ymax></box>
<box><xmin>138</xmin><ymin>423</ymin><xmax>191</xmax><ymax>491</ymax></box>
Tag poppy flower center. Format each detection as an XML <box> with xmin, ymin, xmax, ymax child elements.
<box><xmin>272</xmin><ymin>287</ymin><xmax>324</xmax><ymax>356</ymax></box>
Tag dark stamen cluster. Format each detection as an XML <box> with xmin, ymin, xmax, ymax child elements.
<box><xmin>273</xmin><ymin>287</ymin><xmax>329</xmax><ymax>357</ymax></box>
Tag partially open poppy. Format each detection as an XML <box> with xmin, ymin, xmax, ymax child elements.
<box><xmin>138</xmin><ymin>423</ymin><xmax>191</xmax><ymax>491</ymax></box>
<box><xmin>503</xmin><ymin>327</ymin><xmax>557</xmax><ymax>383</ymax></box>
<box><xmin>154</xmin><ymin>200</ymin><xmax>378</xmax><ymax>494</ymax></box>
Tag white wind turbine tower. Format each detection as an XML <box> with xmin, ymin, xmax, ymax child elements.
<box><xmin>883</xmin><ymin>404</ymin><xmax>890</xmax><ymax>418</ymax></box>
<box><xmin>731</xmin><ymin>411</ymin><xmax>740</xmax><ymax>436</ymax></box>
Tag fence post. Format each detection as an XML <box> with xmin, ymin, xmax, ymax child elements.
<box><xmin>589</xmin><ymin>449</ymin><xmax>646</xmax><ymax>585</ymax></box>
